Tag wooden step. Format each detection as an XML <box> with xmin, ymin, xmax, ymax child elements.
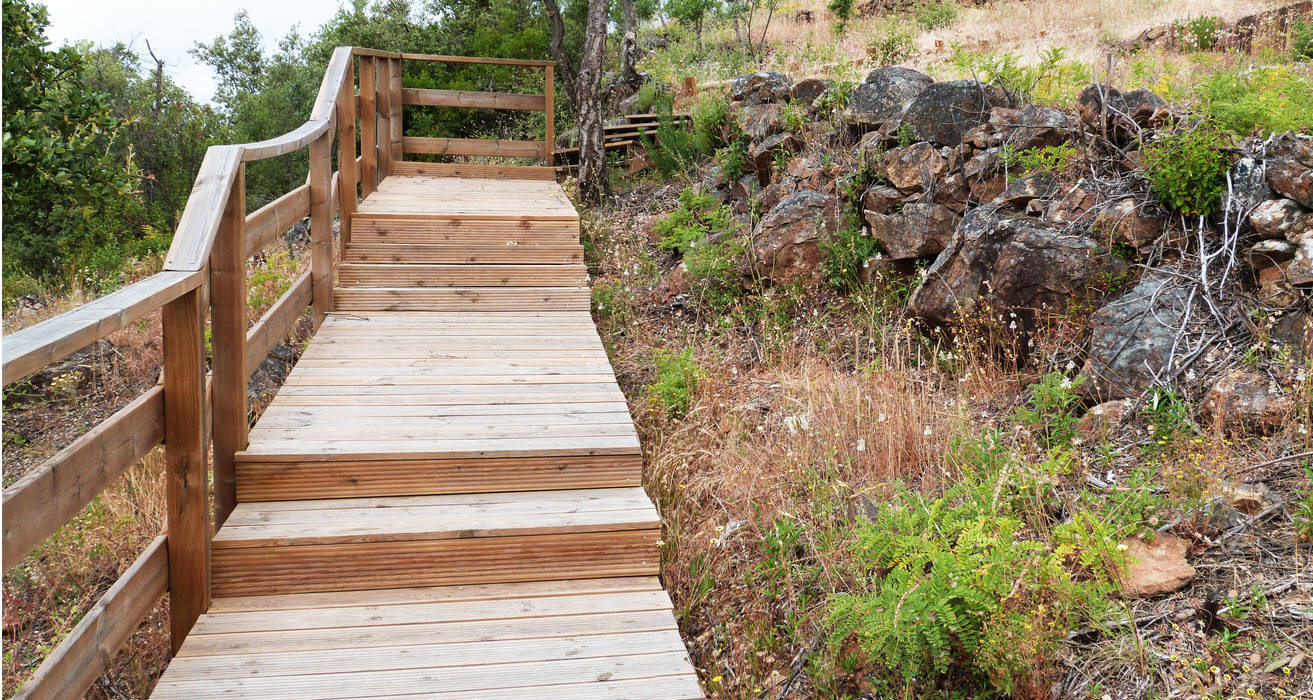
<box><xmin>211</xmin><ymin>488</ymin><xmax>661</xmax><ymax>596</ymax></box>
<box><xmin>334</xmin><ymin>286</ymin><xmax>591</xmax><ymax>312</ymax></box>
<box><xmin>152</xmin><ymin>577</ymin><xmax>702</xmax><ymax>699</ymax></box>
<box><xmin>337</xmin><ymin>263</ymin><xmax>589</xmax><ymax>288</ymax></box>
<box><xmin>344</xmin><ymin>242</ymin><xmax>584</xmax><ymax>264</ymax></box>
<box><xmin>350</xmin><ymin>214</ymin><xmax>579</xmax><ymax>244</ymax></box>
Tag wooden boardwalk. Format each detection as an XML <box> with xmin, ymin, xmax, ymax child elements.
<box><xmin>151</xmin><ymin>174</ymin><xmax>702</xmax><ymax>697</ymax></box>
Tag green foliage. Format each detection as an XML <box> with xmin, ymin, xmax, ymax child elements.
<box><xmin>650</xmin><ymin>347</ymin><xmax>700</xmax><ymax>416</ymax></box>
<box><xmin>654</xmin><ymin>188</ymin><xmax>732</xmax><ymax>253</ymax></box>
<box><xmin>713</xmin><ymin>138</ymin><xmax>751</xmax><ymax>181</ymax></box>
<box><xmin>1141</xmin><ymin>386</ymin><xmax>1195</xmax><ymax>451</ymax></box>
<box><xmin>685</xmin><ymin>234</ymin><xmax>747</xmax><ymax>310</ymax></box>
<box><xmin>1177</xmin><ymin>15</ymin><xmax>1221</xmax><ymax>52</ymax></box>
<box><xmin>819</xmin><ymin>218</ymin><xmax>879</xmax><ymax>289</ymax></box>
<box><xmin>912</xmin><ymin>1</ymin><xmax>958</xmax><ymax>30</ymax></box>
<box><xmin>646</xmin><ymin>95</ymin><xmax>730</xmax><ymax>175</ymax></box>
<box><xmin>826</xmin><ymin>434</ymin><xmax>1111</xmax><ymax>694</ymax></box>
<box><xmin>2</xmin><ymin>0</ymin><xmax>139</xmax><ymax>279</ymax></box>
<box><xmin>780</xmin><ymin>101</ymin><xmax>808</xmax><ymax>132</ymax></box>
<box><xmin>827</xmin><ymin>0</ymin><xmax>857</xmax><ymax>35</ymax></box>
<box><xmin>667</xmin><ymin>0</ymin><xmax>717</xmax><ymax>50</ymax></box>
<box><xmin>866</xmin><ymin>20</ymin><xmax>915</xmax><ymax>66</ymax></box>
<box><xmin>1141</xmin><ymin>125</ymin><xmax>1230</xmax><ymax>218</ymax></box>
<box><xmin>1015</xmin><ymin>371</ymin><xmax>1087</xmax><ymax>449</ymax></box>
<box><xmin>1294</xmin><ymin>466</ymin><xmax>1313</xmax><ymax>543</ymax></box>
<box><xmin>1002</xmin><ymin>142</ymin><xmax>1077</xmax><ymax>180</ymax></box>
<box><xmin>949</xmin><ymin>45</ymin><xmax>1090</xmax><ymax>104</ymax></box>
<box><xmin>1193</xmin><ymin>66</ymin><xmax>1313</xmax><ymax>135</ymax></box>
<box><xmin>1292</xmin><ymin>19</ymin><xmax>1313</xmax><ymax>61</ymax></box>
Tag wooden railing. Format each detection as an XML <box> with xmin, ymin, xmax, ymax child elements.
<box><xmin>0</xmin><ymin>46</ymin><xmax>552</xmax><ymax>700</ymax></box>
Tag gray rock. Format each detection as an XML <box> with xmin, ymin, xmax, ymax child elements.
<box><xmin>842</xmin><ymin>66</ymin><xmax>933</xmax><ymax>129</ymax></box>
<box><xmin>791</xmin><ymin>77</ymin><xmax>830</xmax><ymax>106</ymax></box>
<box><xmin>1078</xmin><ymin>274</ymin><xmax>1200</xmax><ymax>401</ymax></box>
<box><xmin>900</xmin><ymin>80</ymin><xmax>1011</xmax><ymax>146</ymax></box>
<box><xmin>1249</xmin><ymin>198</ymin><xmax>1313</xmax><ymax>240</ymax></box>
<box><xmin>996</xmin><ymin>172</ymin><xmax>1055</xmax><ymax>209</ymax></box>
<box><xmin>865</xmin><ymin>202</ymin><xmax>959</xmax><ymax>259</ymax></box>
<box><xmin>731</xmin><ymin>71</ymin><xmax>793</xmax><ymax>106</ymax></box>
<box><xmin>736</xmin><ymin>103</ymin><xmax>785</xmax><ymax>143</ymax></box>
<box><xmin>1227</xmin><ymin>156</ymin><xmax>1274</xmax><ymax>215</ymax></box>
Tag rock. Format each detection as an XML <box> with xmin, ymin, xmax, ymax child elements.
<box><xmin>865</xmin><ymin>202</ymin><xmax>959</xmax><ymax>260</ymax></box>
<box><xmin>1044</xmin><ymin>180</ymin><xmax>1098</xmax><ymax>223</ymax></box>
<box><xmin>730</xmin><ymin>175</ymin><xmax>762</xmax><ymax>213</ymax></box>
<box><xmin>791</xmin><ymin>77</ymin><xmax>829</xmax><ymax>106</ymax></box>
<box><xmin>1227</xmin><ymin>156</ymin><xmax>1274</xmax><ymax>215</ymax></box>
<box><xmin>1249</xmin><ymin>198</ymin><xmax>1313</xmax><ymax>240</ymax></box>
<box><xmin>900</xmin><ymin>80</ymin><xmax>1010</xmax><ymax>146</ymax></box>
<box><xmin>1204</xmin><ymin>369</ymin><xmax>1293</xmax><ymax>434</ymax></box>
<box><xmin>1122</xmin><ymin>88</ymin><xmax>1173</xmax><ymax>128</ymax></box>
<box><xmin>1076</xmin><ymin>399</ymin><xmax>1134</xmax><ymax>440</ymax></box>
<box><xmin>962</xmin><ymin>105</ymin><xmax>1076</xmax><ymax>151</ymax></box>
<box><xmin>880</xmin><ymin>142</ymin><xmax>946</xmax><ymax>192</ymax></box>
<box><xmin>996</xmin><ymin>172</ymin><xmax>1054</xmax><ymax>209</ymax></box>
<box><xmin>737</xmin><ymin>103</ymin><xmax>785</xmax><ymax>143</ymax></box>
<box><xmin>1094</xmin><ymin>198</ymin><xmax>1167</xmax><ymax>249</ymax></box>
<box><xmin>859</xmin><ymin>253</ymin><xmax>914</xmax><ymax>284</ymax></box>
<box><xmin>1218</xmin><ymin>482</ymin><xmax>1274</xmax><ymax>516</ymax></box>
<box><xmin>962</xmin><ymin>148</ymin><xmax>1005</xmax><ymax>203</ymax></box>
<box><xmin>933</xmin><ymin>172</ymin><xmax>972</xmax><ymax>212</ymax></box>
<box><xmin>1076</xmin><ymin>84</ymin><xmax>1123</xmax><ymax>133</ymax></box>
<box><xmin>1248</xmin><ymin>240</ymin><xmax>1297</xmax><ymax>270</ymax></box>
<box><xmin>698</xmin><ymin>162</ymin><xmax>729</xmax><ymax>201</ymax></box>
<box><xmin>25</xmin><ymin>338</ymin><xmax>115</xmax><ymax>399</ymax></box>
<box><xmin>1288</xmin><ymin>240</ymin><xmax>1313</xmax><ymax>285</ymax></box>
<box><xmin>909</xmin><ymin>205</ymin><xmax>1122</xmax><ymax>330</ymax></box>
<box><xmin>783</xmin><ymin>154</ymin><xmax>830</xmax><ymax>191</ymax></box>
<box><xmin>1270</xmin><ymin>311</ymin><xmax>1311</xmax><ymax>359</ymax></box>
<box><xmin>862</xmin><ymin>184</ymin><xmax>904</xmax><ymax>214</ymax></box>
<box><xmin>730</xmin><ymin>71</ymin><xmax>793</xmax><ymax>106</ymax></box>
<box><xmin>1078</xmin><ymin>274</ymin><xmax>1199</xmax><ymax>401</ymax></box>
<box><xmin>1076</xmin><ymin>84</ymin><xmax>1169</xmax><ymax>142</ymax></box>
<box><xmin>1117</xmin><ymin>534</ymin><xmax>1195</xmax><ymax>598</ymax></box>
<box><xmin>750</xmin><ymin>133</ymin><xmax>803</xmax><ymax>186</ymax></box>
<box><xmin>1266</xmin><ymin>132</ymin><xmax>1313</xmax><ymax>208</ymax></box>
<box><xmin>652</xmin><ymin>265</ymin><xmax>692</xmax><ymax>305</ymax></box>
<box><xmin>842</xmin><ymin>66</ymin><xmax>934</xmax><ymax>129</ymax></box>
<box><xmin>750</xmin><ymin>190</ymin><xmax>840</xmax><ymax>285</ymax></box>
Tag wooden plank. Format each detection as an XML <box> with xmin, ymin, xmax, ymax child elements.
<box><xmin>399</xmin><ymin>53</ymin><xmax>554</xmax><ymax>67</ymax></box>
<box><xmin>359</xmin><ymin>56</ymin><xmax>377</xmax><ymax>196</ymax></box>
<box><xmin>236</xmin><ymin>436</ymin><xmax>640</xmax><ymax>461</ymax></box>
<box><xmin>236</xmin><ymin>454</ymin><xmax>641</xmax><ymax>501</ymax></box>
<box><xmin>388</xmin><ymin>161</ymin><xmax>557</xmax><ymax>180</ymax></box>
<box><xmin>2</xmin><ymin>387</ymin><xmax>163</xmax><ymax>570</ymax></box>
<box><xmin>388</xmin><ymin>58</ymin><xmax>403</xmax><ymax>163</ymax></box>
<box><xmin>210</xmin><ymin>163</ymin><xmax>246</xmax><ymax>528</ymax></box>
<box><xmin>309</xmin><ymin>133</ymin><xmax>334</xmax><ymax>328</ymax></box>
<box><xmin>244</xmin><ymin>184</ymin><xmax>309</xmax><ymax>255</ymax></box>
<box><xmin>12</xmin><ymin>537</ymin><xmax>167</xmax><ymax>700</ymax></box>
<box><xmin>344</xmin><ymin>243</ymin><xmax>582</xmax><ymax>264</ymax></box>
<box><xmin>244</xmin><ymin>271</ymin><xmax>311</xmax><ymax>377</ymax></box>
<box><xmin>336</xmin><ymin>62</ymin><xmax>359</xmax><ymax>245</ymax></box>
<box><xmin>210</xmin><ymin>529</ymin><xmax>658</xmax><ymax>596</ymax></box>
<box><xmin>2</xmin><ymin>270</ymin><xmax>204</xmax><ymax>385</ymax></box>
<box><xmin>401</xmin><ymin>87</ymin><xmax>546</xmax><ymax>111</ymax></box>
<box><xmin>236</xmin><ymin>47</ymin><xmax>351</xmax><ymax>161</ymax></box>
<box><xmin>376</xmin><ymin>57</ymin><xmax>392</xmax><ymax>178</ymax></box>
<box><xmin>163</xmin><ymin>145</ymin><xmax>244</xmax><ymax>271</ymax></box>
<box><xmin>544</xmin><ymin>64</ymin><xmax>554</xmax><ymax>166</ymax></box>
<box><xmin>163</xmin><ymin>288</ymin><xmax>210</xmax><ymax>651</ymax></box>
<box><xmin>349</xmin><ymin>218</ymin><xmax>578</xmax><ymax>244</ymax></box>
<box><xmin>351</xmin><ymin>47</ymin><xmax>403</xmax><ymax>59</ymax></box>
<box><xmin>403</xmin><ymin>136</ymin><xmax>545</xmax><ymax>158</ymax></box>
<box><xmin>333</xmin><ymin>287</ymin><xmax>590</xmax><ymax>312</ymax></box>
<box><xmin>337</xmin><ymin>263</ymin><xmax>587</xmax><ymax>287</ymax></box>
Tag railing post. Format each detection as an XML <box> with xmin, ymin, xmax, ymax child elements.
<box><xmin>309</xmin><ymin>132</ymin><xmax>334</xmax><ymax>329</ymax></box>
<box><xmin>210</xmin><ymin>163</ymin><xmax>246</xmax><ymax>528</ymax></box>
<box><xmin>359</xmin><ymin>56</ymin><xmax>378</xmax><ymax>196</ymax></box>
<box><xmin>389</xmin><ymin>57</ymin><xmax>403</xmax><ymax>164</ymax></box>
<box><xmin>162</xmin><ymin>287</ymin><xmax>209</xmax><ymax>651</ymax></box>
<box><xmin>376</xmin><ymin>58</ymin><xmax>393</xmax><ymax>178</ymax></box>
<box><xmin>337</xmin><ymin>62</ymin><xmax>359</xmax><ymax>245</ymax></box>
<box><xmin>544</xmin><ymin>64</ymin><xmax>555</xmax><ymax>167</ymax></box>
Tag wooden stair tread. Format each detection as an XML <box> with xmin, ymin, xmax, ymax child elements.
<box><xmin>343</xmin><ymin>242</ymin><xmax>584</xmax><ymax>264</ymax></box>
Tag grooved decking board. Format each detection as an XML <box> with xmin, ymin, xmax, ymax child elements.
<box><xmin>350</xmin><ymin>216</ymin><xmax>580</xmax><ymax>244</ymax></box>
<box><xmin>345</xmin><ymin>243</ymin><xmax>584</xmax><ymax>264</ymax></box>
<box><xmin>338</xmin><ymin>263</ymin><xmax>589</xmax><ymax>287</ymax></box>
<box><xmin>334</xmin><ymin>287</ymin><xmax>591</xmax><ymax>311</ymax></box>
<box><xmin>153</xmin><ymin>578</ymin><xmax>702</xmax><ymax>699</ymax></box>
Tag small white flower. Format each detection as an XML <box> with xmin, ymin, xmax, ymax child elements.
<box><xmin>1065</xmin><ymin>360</ymin><xmax>1076</xmax><ymax>372</ymax></box>
<box><xmin>1060</xmin><ymin>377</ymin><xmax>1073</xmax><ymax>390</ymax></box>
<box><xmin>923</xmin><ymin>425</ymin><xmax>933</xmax><ymax>436</ymax></box>
<box><xmin>877</xmin><ymin>413</ymin><xmax>887</xmax><ymax>423</ymax></box>
<box><xmin>1009</xmin><ymin>320</ymin><xmax>1018</xmax><ymax>330</ymax></box>
<box><xmin>857</xmin><ymin>438</ymin><xmax>866</xmax><ymax>452</ymax></box>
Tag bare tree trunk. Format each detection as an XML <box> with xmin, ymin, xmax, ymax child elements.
<box><xmin>619</xmin><ymin>0</ymin><xmax>640</xmax><ymax>87</ymax></box>
<box><xmin>576</xmin><ymin>0</ymin><xmax>610</xmax><ymax>204</ymax></box>
<box><xmin>544</xmin><ymin>0</ymin><xmax>579</xmax><ymax>113</ymax></box>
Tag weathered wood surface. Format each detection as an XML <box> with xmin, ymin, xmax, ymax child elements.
<box><xmin>401</xmin><ymin>87</ymin><xmax>546</xmax><ymax>111</ymax></box>
<box><xmin>403</xmin><ymin>136</ymin><xmax>546</xmax><ymax>158</ymax></box>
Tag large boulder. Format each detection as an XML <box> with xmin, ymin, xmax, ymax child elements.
<box><xmin>1093</xmin><ymin>197</ymin><xmax>1168</xmax><ymax>250</ymax></box>
<box><xmin>842</xmin><ymin>66</ymin><xmax>933</xmax><ymax>129</ymax></box>
<box><xmin>862</xmin><ymin>184</ymin><xmax>905</xmax><ymax>215</ymax></box>
<box><xmin>962</xmin><ymin>105</ymin><xmax>1076</xmax><ymax>151</ymax></box>
<box><xmin>1078</xmin><ymin>274</ymin><xmax>1200</xmax><ymax>401</ymax></box>
<box><xmin>900</xmin><ymin>80</ymin><xmax>1010</xmax><ymax>146</ymax></box>
<box><xmin>880</xmin><ymin>142</ymin><xmax>946</xmax><ymax>192</ymax></box>
<box><xmin>736</xmin><ymin>103</ymin><xmax>785</xmax><ymax>143</ymax></box>
<box><xmin>791</xmin><ymin>77</ymin><xmax>830</xmax><ymax>106</ymax></box>
<box><xmin>731</xmin><ymin>71</ymin><xmax>793</xmax><ymax>106</ymax></box>
<box><xmin>1249</xmin><ymin>198</ymin><xmax>1313</xmax><ymax>240</ymax></box>
<box><xmin>750</xmin><ymin>132</ymin><xmax>803</xmax><ymax>186</ymax></box>
<box><xmin>750</xmin><ymin>190</ymin><xmax>840</xmax><ymax>285</ymax></box>
<box><xmin>909</xmin><ymin>205</ymin><xmax>1122</xmax><ymax>329</ymax></box>
<box><xmin>1266</xmin><ymin>132</ymin><xmax>1313</xmax><ymax>208</ymax></box>
<box><xmin>864</xmin><ymin>202</ymin><xmax>959</xmax><ymax>259</ymax></box>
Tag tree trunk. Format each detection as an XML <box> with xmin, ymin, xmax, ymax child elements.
<box><xmin>619</xmin><ymin>0</ymin><xmax>640</xmax><ymax>87</ymax></box>
<box><xmin>543</xmin><ymin>0</ymin><xmax>579</xmax><ymax>113</ymax></box>
<box><xmin>575</xmin><ymin>0</ymin><xmax>610</xmax><ymax>204</ymax></box>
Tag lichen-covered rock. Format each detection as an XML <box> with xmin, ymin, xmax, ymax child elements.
<box><xmin>996</xmin><ymin>172</ymin><xmax>1055</xmax><ymax>209</ymax></box>
<box><xmin>1204</xmin><ymin>369</ymin><xmax>1293</xmax><ymax>434</ymax></box>
<box><xmin>865</xmin><ymin>202</ymin><xmax>959</xmax><ymax>259</ymax></box>
<box><xmin>880</xmin><ymin>142</ymin><xmax>946</xmax><ymax>192</ymax></box>
<box><xmin>1094</xmin><ymin>197</ymin><xmax>1167</xmax><ymax>249</ymax></box>
<box><xmin>1249</xmin><ymin>198</ymin><xmax>1313</xmax><ymax>240</ymax></box>
<box><xmin>962</xmin><ymin>148</ymin><xmax>1005</xmax><ymax>203</ymax></box>
<box><xmin>1078</xmin><ymin>274</ymin><xmax>1200</xmax><ymax>401</ymax></box>
<box><xmin>962</xmin><ymin>105</ymin><xmax>1075</xmax><ymax>151</ymax></box>
<box><xmin>750</xmin><ymin>190</ymin><xmax>840</xmax><ymax>285</ymax></box>
<box><xmin>1044</xmin><ymin>179</ymin><xmax>1098</xmax><ymax>223</ymax></box>
<box><xmin>730</xmin><ymin>71</ymin><xmax>793</xmax><ymax>106</ymax></box>
<box><xmin>736</xmin><ymin>103</ymin><xmax>785</xmax><ymax>143</ymax></box>
<box><xmin>909</xmin><ymin>205</ymin><xmax>1121</xmax><ymax>330</ymax></box>
<box><xmin>1076</xmin><ymin>84</ymin><xmax>1172</xmax><ymax>142</ymax></box>
<box><xmin>1227</xmin><ymin>156</ymin><xmax>1274</xmax><ymax>215</ymax></box>
<box><xmin>1266</xmin><ymin>132</ymin><xmax>1313</xmax><ymax>208</ymax></box>
<box><xmin>900</xmin><ymin>80</ymin><xmax>1010</xmax><ymax>146</ymax></box>
<box><xmin>1247</xmin><ymin>239</ymin><xmax>1297</xmax><ymax>270</ymax></box>
<box><xmin>842</xmin><ymin>66</ymin><xmax>933</xmax><ymax>129</ymax></box>
<box><xmin>791</xmin><ymin>77</ymin><xmax>830</xmax><ymax>106</ymax></box>
<box><xmin>750</xmin><ymin>133</ymin><xmax>803</xmax><ymax>186</ymax></box>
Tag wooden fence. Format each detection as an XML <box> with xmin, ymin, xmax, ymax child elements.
<box><xmin>1</xmin><ymin>47</ymin><xmax>555</xmax><ymax>700</ymax></box>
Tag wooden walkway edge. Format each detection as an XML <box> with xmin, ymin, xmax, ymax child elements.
<box><xmin>150</xmin><ymin>174</ymin><xmax>703</xmax><ymax>698</ymax></box>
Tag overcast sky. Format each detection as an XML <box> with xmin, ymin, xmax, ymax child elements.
<box><xmin>42</xmin><ymin>0</ymin><xmax>348</xmax><ymax>104</ymax></box>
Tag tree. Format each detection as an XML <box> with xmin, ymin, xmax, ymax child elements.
<box><xmin>668</xmin><ymin>0</ymin><xmax>715</xmax><ymax>53</ymax></box>
<box><xmin>2</xmin><ymin>0</ymin><xmax>138</xmax><ymax>278</ymax></box>
<box><xmin>545</xmin><ymin>0</ymin><xmax>610</xmax><ymax>203</ymax></box>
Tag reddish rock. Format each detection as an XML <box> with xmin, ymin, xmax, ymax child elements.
<box><xmin>862</xmin><ymin>184</ymin><xmax>904</xmax><ymax>215</ymax></box>
<box><xmin>1076</xmin><ymin>399</ymin><xmax>1133</xmax><ymax>441</ymax></box>
<box><xmin>651</xmin><ymin>265</ymin><xmax>691</xmax><ymax>305</ymax></box>
<box><xmin>1094</xmin><ymin>198</ymin><xmax>1167</xmax><ymax>249</ymax></box>
<box><xmin>737</xmin><ymin>103</ymin><xmax>785</xmax><ymax>142</ymax></box>
<box><xmin>1205</xmin><ymin>369</ymin><xmax>1293</xmax><ymax>434</ymax></box>
<box><xmin>881</xmin><ymin>142</ymin><xmax>947</xmax><ymax>192</ymax></box>
<box><xmin>749</xmin><ymin>190</ymin><xmax>839</xmax><ymax>285</ymax></box>
<box><xmin>900</xmin><ymin>80</ymin><xmax>1011</xmax><ymax>146</ymax></box>
<box><xmin>1266</xmin><ymin>133</ymin><xmax>1313</xmax><ymax>208</ymax></box>
<box><xmin>1044</xmin><ymin>180</ymin><xmax>1098</xmax><ymax>223</ymax></box>
<box><xmin>1249</xmin><ymin>198</ymin><xmax>1313</xmax><ymax>240</ymax></box>
<box><xmin>750</xmin><ymin>132</ymin><xmax>803</xmax><ymax>186</ymax></box>
<box><xmin>864</xmin><ymin>202</ymin><xmax>959</xmax><ymax>260</ymax></box>
<box><xmin>730</xmin><ymin>71</ymin><xmax>793</xmax><ymax>106</ymax></box>
<box><xmin>996</xmin><ymin>172</ymin><xmax>1054</xmax><ymax>209</ymax></box>
<box><xmin>1248</xmin><ymin>240</ymin><xmax>1296</xmax><ymax>270</ymax></box>
<box><xmin>790</xmin><ymin>77</ymin><xmax>830</xmax><ymax>106</ymax></box>
<box><xmin>1117</xmin><ymin>534</ymin><xmax>1195</xmax><ymax>598</ymax></box>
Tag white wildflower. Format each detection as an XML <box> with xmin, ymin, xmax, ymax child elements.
<box><xmin>923</xmin><ymin>425</ymin><xmax>933</xmax><ymax>436</ymax></box>
<box><xmin>857</xmin><ymin>438</ymin><xmax>867</xmax><ymax>452</ymax></box>
<box><xmin>877</xmin><ymin>413</ymin><xmax>887</xmax><ymax>423</ymax></box>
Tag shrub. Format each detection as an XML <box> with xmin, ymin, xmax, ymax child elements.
<box><xmin>912</xmin><ymin>0</ymin><xmax>957</xmax><ymax>30</ymax></box>
<box><xmin>650</xmin><ymin>347</ymin><xmax>699</xmax><ymax>416</ymax></box>
<box><xmin>949</xmin><ymin>45</ymin><xmax>1090</xmax><ymax>104</ymax></box>
<box><xmin>685</xmin><ymin>234</ymin><xmax>746</xmax><ymax>310</ymax></box>
<box><xmin>781</xmin><ymin>101</ymin><xmax>808</xmax><ymax>132</ymax></box>
<box><xmin>828</xmin><ymin>0</ymin><xmax>856</xmax><ymax>35</ymax></box>
<box><xmin>1292</xmin><ymin>18</ymin><xmax>1313</xmax><ymax>61</ymax></box>
<box><xmin>654</xmin><ymin>187</ymin><xmax>731</xmax><ymax>253</ymax></box>
<box><xmin>1177</xmin><ymin>15</ymin><xmax>1221</xmax><ymax>52</ymax></box>
<box><xmin>713</xmin><ymin>138</ymin><xmax>751</xmax><ymax>181</ymax></box>
<box><xmin>1014</xmin><ymin>371</ymin><xmax>1087</xmax><ymax>449</ymax></box>
<box><xmin>1141</xmin><ymin>124</ymin><xmax>1230</xmax><ymax>218</ymax></box>
<box><xmin>1194</xmin><ymin>66</ymin><xmax>1313</xmax><ymax>135</ymax></box>
<box><xmin>819</xmin><ymin>219</ymin><xmax>879</xmax><ymax>289</ymax></box>
<box><xmin>867</xmin><ymin>21</ymin><xmax>915</xmax><ymax>66</ymax></box>
<box><xmin>1001</xmin><ymin>142</ymin><xmax>1077</xmax><ymax>181</ymax></box>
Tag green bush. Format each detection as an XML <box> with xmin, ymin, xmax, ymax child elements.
<box><xmin>912</xmin><ymin>0</ymin><xmax>958</xmax><ymax>30</ymax></box>
<box><xmin>1194</xmin><ymin>66</ymin><xmax>1313</xmax><ymax>135</ymax></box>
<box><xmin>828</xmin><ymin>0</ymin><xmax>856</xmax><ymax>35</ymax></box>
<box><xmin>649</xmin><ymin>347</ymin><xmax>699</xmax><ymax>416</ymax></box>
<box><xmin>1001</xmin><ymin>143</ymin><xmax>1077</xmax><ymax>181</ymax></box>
<box><xmin>867</xmin><ymin>21</ymin><xmax>915</xmax><ymax>66</ymax></box>
<box><xmin>949</xmin><ymin>45</ymin><xmax>1090</xmax><ymax>104</ymax></box>
<box><xmin>1292</xmin><ymin>19</ymin><xmax>1313</xmax><ymax>61</ymax></box>
<box><xmin>1177</xmin><ymin>15</ymin><xmax>1221</xmax><ymax>52</ymax></box>
<box><xmin>1015</xmin><ymin>371</ymin><xmax>1087</xmax><ymax>449</ymax></box>
<box><xmin>1141</xmin><ymin>125</ymin><xmax>1230</xmax><ymax>218</ymax></box>
<box><xmin>653</xmin><ymin>188</ymin><xmax>732</xmax><ymax>253</ymax></box>
<box><xmin>685</xmin><ymin>235</ymin><xmax>746</xmax><ymax>310</ymax></box>
<box><xmin>713</xmin><ymin>138</ymin><xmax>751</xmax><ymax>181</ymax></box>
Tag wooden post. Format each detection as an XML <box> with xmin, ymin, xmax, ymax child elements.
<box><xmin>375</xmin><ymin>58</ymin><xmax>391</xmax><ymax>179</ymax></box>
<box><xmin>389</xmin><ymin>58</ymin><xmax>403</xmax><ymax>164</ymax></box>
<box><xmin>209</xmin><ymin>163</ymin><xmax>246</xmax><ymax>528</ymax></box>
<box><xmin>683</xmin><ymin>76</ymin><xmax>697</xmax><ymax>99</ymax></box>
<box><xmin>359</xmin><ymin>56</ymin><xmax>378</xmax><ymax>196</ymax></box>
<box><xmin>336</xmin><ymin>64</ymin><xmax>359</xmax><ymax>246</ymax></box>
<box><xmin>544</xmin><ymin>64</ymin><xmax>554</xmax><ymax>167</ymax></box>
<box><xmin>309</xmin><ymin>133</ymin><xmax>334</xmax><ymax>329</ymax></box>
<box><xmin>163</xmin><ymin>287</ymin><xmax>209</xmax><ymax>651</ymax></box>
